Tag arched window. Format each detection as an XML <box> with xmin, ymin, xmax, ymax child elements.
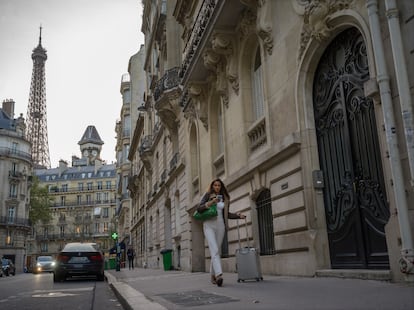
<box><xmin>190</xmin><ymin>123</ymin><xmax>200</xmax><ymax>196</ymax></box>
<box><xmin>211</xmin><ymin>95</ymin><xmax>225</xmax><ymax>176</ymax></box>
<box><xmin>256</xmin><ymin>189</ymin><xmax>275</xmax><ymax>255</ymax></box>
<box><xmin>252</xmin><ymin>46</ymin><xmax>264</xmax><ymax>120</ymax></box>
<box><xmin>217</xmin><ymin>103</ymin><xmax>224</xmax><ymax>155</ymax></box>
<box><xmin>246</xmin><ymin>44</ymin><xmax>267</xmax><ymax>152</ymax></box>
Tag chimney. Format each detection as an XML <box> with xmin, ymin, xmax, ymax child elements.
<box><xmin>2</xmin><ymin>99</ymin><xmax>15</xmax><ymax>118</ymax></box>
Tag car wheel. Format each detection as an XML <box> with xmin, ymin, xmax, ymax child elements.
<box><xmin>97</xmin><ymin>272</ymin><xmax>105</xmax><ymax>281</ymax></box>
<box><xmin>53</xmin><ymin>272</ymin><xmax>64</xmax><ymax>282</ymax></box>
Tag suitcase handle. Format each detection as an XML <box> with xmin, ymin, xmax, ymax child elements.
<box><xmin>237</xmin><ymin>217</ymin><xmax>250</xmax><ymax>248</ymax></box>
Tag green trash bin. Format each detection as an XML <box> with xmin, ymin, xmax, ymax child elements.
<box><xmin>160</xmin><ymin>249</ymin><xmax>173</xmax><ymax>271</ymax></box>
<box><xmin>108</xmin><ymin>257</ymin><xmax>116</xmax><ymax>269</ymax></box>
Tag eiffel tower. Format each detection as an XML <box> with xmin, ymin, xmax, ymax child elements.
<box><xmin>26</xmin><ymin>26</ymin><xmax>51</xmax><ymax>168</ymax></box>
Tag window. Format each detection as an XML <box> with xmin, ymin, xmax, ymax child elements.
<box><xmin>252</xmin><ymin>46</ymin><xmax>265</xmax><ymax>120</ymax></box>
<box><xmin>9</xmin><ymin>183</ymin><xmax>17</xmax><ymax>198</ymax></box>
<box><xmin>103</xmin><ymin>222</ymin><xmax>109</xmax><ymax>232</ymax></box>
<box><xmin>97</xmin><ymin>181</ymin><xmax>103</xmax><ymax>190</ymax></box>
<box><xmin>41</xmin><ymin>242</ymin><xmax>48</xmax><ymax>252</ymax></box>
<box><xmin>96</xmin><ymin>192</ymin><xmax>102</xmax><ymax>202</ymax></box>
<box><xmin>124</xmin><ymin>144</ymin><xmax>130</xmax><ymax>162</ymax></box>
<box><xmin>60</xmin><ymin>226</ymin><xmax>65</xmax><ymax>237</ymax></box>
<box><xmin>106</xmin><ymin>181</ymin><xmax>112</xmax><ymax>189</ymax></box>
<box><xmin>104</xmin><ymin>192</ymin><xmax>109</xmax><ymax>202</ymax></box>
<box><xmin>60</xmin><ymin>196</ymin><xmax>66</xmax><ymax>206</ymax></box>
<box><xmin>61</xmin><ymin>184</ymin><xmax>68</xmax><ymax>192</ymax></box>
<box><xmin>103</xmin><ymin>208</ymin><xmax>109</xmax><ymax>218</ymax></box>
<box><xmin>218</xmin><ymin>106</ymin><xmax>224</xmax><ymax>154</ymax></box>
<box><xmin>190</xmin><ymin>123</ymin><xmax>199</xmax><ymax>196</ymax></box>
<box><xmin>11</xmin><ymin>162</ymin><xmax>18</xmax><ymax>174</ymax></box>
<box><xmin>95</xmin><ymin>223</ymin><xmax>101</xmax><ymax>233</ymax></box>
<box><xmin>77</xmin><ymin>195</ymin><xmax>82</xmax><ymax>205</ymax></box>
<box><xmin>86</xmin><ymin>194</ymin><xmax>91</xmax><ymax>204</ymax></box>
<box><xmin>256</xmin><ymin>189</ymin><xmax>275</xmax><ymax>255</ymax></box>
<box><xmin>87</xmin><ymin>182</ymin><xmax>93</xmax><ymax>190</ymax></box>
<box><xmin>7</xmin><ymin>207</ymin><xmax>15</xmax><ymax>223</ymax></box>
<box><xmin>78</xmin><ymin>183</ymin><xmax>84</xmax><ymax>191</ymax></box>
<box><xmin>11</xmin><ymin>142</ymin><xmax>18</xmax><ymax>154</ymax></box>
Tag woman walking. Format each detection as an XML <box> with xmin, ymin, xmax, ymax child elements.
<box><xmin>197</xmin><ymin>178</ymin><xmax>246</xmax><ymax>287</ymax></box>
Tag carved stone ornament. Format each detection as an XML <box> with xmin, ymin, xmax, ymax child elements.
<box><xmin>203</xmin><ymin>49</ymin><xmax>230</xmax><ymax>108</ymax></box>
<box><xmin>239</xmin><ymin>1</ymin><xmax>273</xmax><ymax>55</ymax></box>
<box><xmin>239</xmin><ymin>9</ymin><xmax>256</xmax><ymax>38</ymax></box>
<box><xmin>256</xmin><ymin>0</ymin><xmax>273</xmax><ymax>55</ymax></box>
<box><xmin>187</xmin><ymin>83</ymin><xmax>209</xmax><ymax>130</ymax></box>
<box><xmin>296</xmin><ymin>0</ymin><xmax>354</xmax><ymax>61</ymax></box>
<box><xmin>211</xmin><ymin>31</ymin><xmax>240</xmax><ymax>96</ymax></box>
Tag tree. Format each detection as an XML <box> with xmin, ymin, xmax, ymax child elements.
<box><xmin>29</xmin><ymin>176</ymin><xmax>53</xmax><ymax>224</ymax></box>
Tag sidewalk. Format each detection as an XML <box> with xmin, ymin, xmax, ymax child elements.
<box><xmin>105</xmin><ymin>267</ymin><xmax>414</xmax><ymax>310</ymax></box>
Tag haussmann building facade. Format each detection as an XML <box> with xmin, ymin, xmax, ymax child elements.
<box><xmin>126</xmin><ymin>0</ymin><xmax>414</xmax><ymax>283</ymax></box>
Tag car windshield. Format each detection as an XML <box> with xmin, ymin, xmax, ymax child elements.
<box><xmin>38</xmin><ymin>256</ymin><xmax>53</xmax><ymax>262</ymax></box>
<box><xmin>62</xmin><ymin>243</ymin><xmax>97</xmax><ymax>252</ymax></box>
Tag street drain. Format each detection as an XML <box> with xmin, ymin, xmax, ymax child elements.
<box><xmin>156</xmin><ymin>290</ymin><xmax>238</xmax><ymax>307</ymax></box>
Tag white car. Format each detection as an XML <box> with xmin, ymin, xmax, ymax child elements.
<box><xmin>33</xmin><ymin>256</ymin><xmax>56</xmax><ymax>274</ymax></box>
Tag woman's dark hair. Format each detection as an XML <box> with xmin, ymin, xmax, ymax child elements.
<box><xmin>207</xmin><ymin>178</ymin><xmax>230</xmax><ymax>199</ymax></box>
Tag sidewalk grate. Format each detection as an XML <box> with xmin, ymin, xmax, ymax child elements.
<box><xmin>156</xmin><ymin>290</ymin><xmax>238</xmax><ymax>307</ymax></box>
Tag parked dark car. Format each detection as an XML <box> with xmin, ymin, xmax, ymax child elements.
<box><xmin>1</xmin><ymin>258</ymin><xmax>16</xmax><ymax>276</ymax></box>
<box><xmin>33</xmin><ymin>256</ymin><xmax>55</xmax><ymax>274</ymax></box>
<box><xmin>53</xmin><ymin>242</ymin><xmax>104</xmax><ymax>282</ymax></box>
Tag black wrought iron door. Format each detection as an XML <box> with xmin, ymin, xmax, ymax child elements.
<box><xmin>313</xmin><ymin>28</ymin><xmax>390</xmax><ymax>269</ymax></box>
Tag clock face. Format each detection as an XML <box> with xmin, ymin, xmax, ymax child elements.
<box><xmin>92</xmin><ymin>150</ymin><xmax>98</xmax><ymax>156</ymax></box>
<box><xmin>83</xmin><ymin>150</ymin><xmax>88</xmax><ymax>156</ymax></box>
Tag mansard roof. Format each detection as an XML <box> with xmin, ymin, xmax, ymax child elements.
<box><xmin>78</xmin><ymin>125</ymin><xmax>104</xmax><ymax>145</ymax></box>
<box><xmin>0</xmin><ymin>108</ymin><xmax>15</xmax><ymax>130</ymax></box>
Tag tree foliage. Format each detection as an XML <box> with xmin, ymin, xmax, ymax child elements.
<box><xmin>29</xmin><ymin>176</ymin><xmax>53</xmax><ymax>224</ymax></box>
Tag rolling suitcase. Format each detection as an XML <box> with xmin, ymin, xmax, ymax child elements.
<box><xmin>235</xmin><ymin>218</ymin><xmax>263</xmax><ymax>282</ymax></box>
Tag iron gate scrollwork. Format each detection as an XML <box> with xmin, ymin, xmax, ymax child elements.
<box><xmin>313</xmin><ymin>28</ymin><xmax>390</xmax><ymax>269</ymax></box>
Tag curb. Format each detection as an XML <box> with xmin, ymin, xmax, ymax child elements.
<box><xmin>105</xmin><ymin>271</ymin><xmax>167</xmax><ymax>310</ymax></box>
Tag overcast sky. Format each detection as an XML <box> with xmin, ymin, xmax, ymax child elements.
<box><xmin>0</xmin><ymin>0</ymin><xmax>144</xmax><ymax>167</ymax></box>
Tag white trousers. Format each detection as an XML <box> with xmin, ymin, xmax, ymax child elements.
<box><xmin>203</xmin><ymin>215</ymin><xmax>225</xmax><ymax>276</ymax></box>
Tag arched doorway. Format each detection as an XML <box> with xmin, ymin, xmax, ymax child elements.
<box><xmin>313</xmin><ymin>27</ymin><xmax>390</xmax><ymax>269</ymax></box>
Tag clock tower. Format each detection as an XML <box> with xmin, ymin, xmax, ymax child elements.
<box><xmin>78</xmin><ymin>125</ymin><xmax>104</xmax><ymax>165</ymax></box>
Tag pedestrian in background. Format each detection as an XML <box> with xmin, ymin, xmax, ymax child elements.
<box><xmin>197</xmin><ymin>178</ymin><xmax>246</xmax><ymax>287</ymax></box>
<box><xmin>127</xmin><ymin>246</ymin><xmax>135</xmax><ymax>270</ymax></box>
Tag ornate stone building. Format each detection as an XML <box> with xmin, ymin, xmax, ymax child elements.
<box><xmin>26</xmin><ymin>126</ymin><xmax>117</xmax><ymax>269</ymax></box>
<box><xmin>0</xmin><ymin>99</ymin><xmax>32</xmax><ymax>273</ymax></box>
<box><xmin>128</xmin><ymin>0</ymin><xmax>414</xmax><ymax>282</ymax></box>
<box><xmin>115</xmin><ymin>45</ymin><xmax>146</xmax><ymax>263</ymax></box>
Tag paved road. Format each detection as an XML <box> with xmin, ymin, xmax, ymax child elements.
<box><xmin>105</xmin><ymin>268</ymin><xmax>414</xmax><ymax>310</ymax></box>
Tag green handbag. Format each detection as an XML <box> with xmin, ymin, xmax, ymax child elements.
<box><xmin>193</xmin><ymin>204</ymin><xmax>217</xmax><ymax>221</ymax></box>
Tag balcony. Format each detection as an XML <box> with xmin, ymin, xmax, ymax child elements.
<box><xmin>139</xmin><ymin>135</ymin><xmax>153</xmax><ymax>172</ymax></box>
<box><xmin>127</xmin><ymin>175</ymin><xmax>139</xmax><ymax>198</ymax></box>
<box><xmin>153</xmin><ymin>67</ymin><xmax>182</xmax><ymax>132</ymax></box>
<box><xmin>177</xmin><ymin>0</ymin><xmax>273</xmax><ymax>93</ymax></box>
<box><xmin>247</xmin><ymin>118</ymin><xmax>267</xmax><ymax>152</ymax></box>
<box><xmin>8</xmin><ymin>170</ymin><xmax>25</xmax><ymax>180</ymax></box>
<box><xmin>0</xmin><ymin>146</ymin><xmax>32</xmax><ymax>162</ymax></box>
<box><xmin>0</xmin><ymin>216</ymin><xmax>30</xmax><ymax>228</ymax></box>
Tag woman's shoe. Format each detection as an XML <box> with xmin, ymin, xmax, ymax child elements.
<box><xmin>211</xmin><ymin>275</ymin><xmax>217</xmax><ymax>285</ymax></box>
<box><xmin>216</xmin><ymin>274</ymin><xmax>223</xmax><ymax>287</ymax></box>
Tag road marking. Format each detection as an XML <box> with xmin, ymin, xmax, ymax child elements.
<box><xmin>33</xmin><ymin>292</ymin><xmax>79</xmax><ymax>298</ymax></box>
